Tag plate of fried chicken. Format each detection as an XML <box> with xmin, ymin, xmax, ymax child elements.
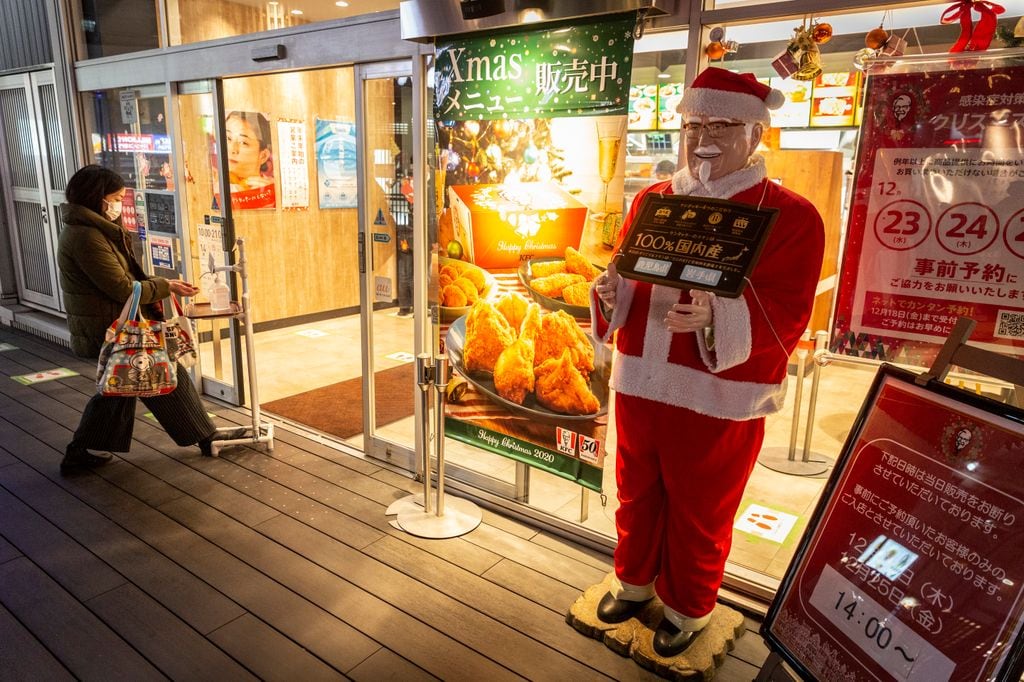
<box><xmin>518</xmin><ymin>247</ymin><xmax>604</xmax><ymax>319</ymax></box>
<box><xmin>445</xmin><ymin>293</ymin><xmax>610</xmax><ymax>421</ymax></box>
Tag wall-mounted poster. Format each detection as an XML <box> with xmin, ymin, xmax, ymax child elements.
<box><xmin>434</xmin><ymin>12</ymin><xmax>637</xmax><ymax>491</ymax></box>
<box><xmin>277</xmin><ymin>119</ymin><xmax>309</xmax><ymax>209</ymax></box>
<box><xmin>831</xmin><ymin>57</ymin><xmax>1024</xmax><ymax>366</ymax></box>
<box><xmin>315</xmin><ymin>118</ymin><xmax>357</xmax><ymax>209</ymax></box>
<box><xmin>218</xmin><ymin>110</ymin><xmax>276</xmax><ymax>210</ymax></box>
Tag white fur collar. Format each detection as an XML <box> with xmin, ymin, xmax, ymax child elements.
<box><xmin>670</xmin><ymin>155</ymin><xmax>767</xmax><ymax>200</ymax></box>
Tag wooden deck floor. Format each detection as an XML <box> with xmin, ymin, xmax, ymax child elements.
<box><xmin>0</xmin><ymin>326</ymin><xmax>770</xmax><ymax>681</ymax></box>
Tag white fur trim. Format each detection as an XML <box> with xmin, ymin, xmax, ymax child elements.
<box><xmin>612</xmin><ymin>575</ymin><xmax>656</xmax><ymax>601</ymax></box>
<box><xmin>697</xmin><ymin>295</ymin><xmax>751</xmax><ymax>371</ymax></box>
<box><xmin>672</xmin><ymin>156</ymin><xmax>767</xmax><ymax>199</ymax></box>
<box><xmin>590</xmin><ymin>275</ymin><xmax>636</xmax><ymax>343</ymax></box>
<box><xmin>611</xmin><ymin>351</ymin><xmax>787</xmax><ymax>420</ymax></box>
<box><xmin>663</xmin><ymin>605</ymin><xmax>713</xmax><ymax>630</ymax></box>
<box><xmin>678</xmin><ymin>87</ymin><xmax>771</xmax><ymax>124</ymax></box>
<box><xmin>643</xmin><ymin>285</ymin><xmax>678</xmax><ymax>362</ymax></box>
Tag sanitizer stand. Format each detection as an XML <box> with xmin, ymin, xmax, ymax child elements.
<box><xmin>185</xmin><ymin>237</ymin><xmax>274</xmax><ymax>455</ymax></box>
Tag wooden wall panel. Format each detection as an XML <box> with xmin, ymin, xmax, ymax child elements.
<box><xmin>763</xmin><ymin>149</ymin><xmax>843</xmax><ymax>336</ymax></box>
<box><xmin>171</xmin><ymin>0</ymin><xmax>308</xmax><ymax>45</ymax></box>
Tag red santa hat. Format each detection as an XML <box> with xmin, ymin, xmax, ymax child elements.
<box><xmin>677</xmin><ymin>67</ymin><xmax>785</xmax><ymax>125</ymax></box>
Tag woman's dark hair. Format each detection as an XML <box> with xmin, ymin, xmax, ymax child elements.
<box><xmin>65</xmin><ymin>164</ymin><xmax>126</xmax><ymax>215</ymax></box>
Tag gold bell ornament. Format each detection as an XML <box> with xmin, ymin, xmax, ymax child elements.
<box><xmin>792</xmin><ymin>25</ymin><xmax>823</xmax><ymax>81</ymax></box>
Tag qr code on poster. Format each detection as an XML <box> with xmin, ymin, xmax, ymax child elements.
<box><xmin>994</xmin><ymin>310</ymin><xmax>1024</xmax><ymax>340</ymax></box>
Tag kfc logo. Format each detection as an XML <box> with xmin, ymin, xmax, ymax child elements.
<box><xmin>892</xmin><ymin>93</ymin><xmax>912</xmax><ymax>122</ymax></box>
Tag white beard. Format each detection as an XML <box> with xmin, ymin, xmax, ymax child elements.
<box><xmin>697</xmin><ymin>160</ymin><xmax>711</xmax><ymax>185</ymax></box>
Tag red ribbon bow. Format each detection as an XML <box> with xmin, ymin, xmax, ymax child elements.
<box><xmin>941</xmin><ymin>0</ymin><xmax>1006</xmax><ymax>52</ymax></box>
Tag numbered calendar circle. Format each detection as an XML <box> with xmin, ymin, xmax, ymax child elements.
<box><xmin>1003</xmin><ymin>208</ymin><xmax>1024</xmax><ymax>260</ymax></box>
<box><xmin>935</xmin><ymin>202</ymin><xmax>999</xmax><ymax>256</ymax></box>
<box><xmin>872</xmin><ymin>199</ymin><xmax>931</xmax><ymax>251</ymax></box>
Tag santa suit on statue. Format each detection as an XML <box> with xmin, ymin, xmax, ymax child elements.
<box><xmin>590</xmin><ymin>68</ymin><xmax>825</xmax><ymax>657</ymax></box>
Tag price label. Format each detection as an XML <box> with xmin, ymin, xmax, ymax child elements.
<box><xmin>809</xmin><ymin>565</ymin><xmax>955</xmax><ymax>681</ymax></box>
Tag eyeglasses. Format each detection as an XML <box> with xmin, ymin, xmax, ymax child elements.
<box><xmin>681</xmin><ymin>121</ymin><xmax>745</xmax><ymax>139</ymax></box>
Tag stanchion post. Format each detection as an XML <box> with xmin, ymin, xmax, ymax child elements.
<box><xmin>801</xmin><ymin>331</ymin><xmax>828</xmax><ymax>462</ymax></box>
<box><xmin>433</xmin><ymin>354</ymin><xmax>449</xmax><ymax>517</ymax></box>
<box><xmin>416</xmin><ymin>352</ymin><xmax>434</xmax><ymax>514</ymax></box>
<box><xmin>787</xmin><ymin>331</ymin><xmax>810</xmax><ymax>460</ymax></box>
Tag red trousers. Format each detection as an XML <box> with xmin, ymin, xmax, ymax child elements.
<box><xmin>613</xmin><ymin>392</ymin><xmax>765</xmax><ymax>617</ymax></box>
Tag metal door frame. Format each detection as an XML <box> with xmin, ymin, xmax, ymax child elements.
<box><xmin>356</xmin><ymin>58</ymin><xmax>420</xmax><ymax>470</ymax></box>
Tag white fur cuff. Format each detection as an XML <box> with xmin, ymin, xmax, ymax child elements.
<box><xmin>698</xmin><ymin>295</ymin><xmax>751</xmax><ymax>372</ymax></box>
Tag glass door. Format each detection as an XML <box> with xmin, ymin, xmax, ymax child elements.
<box><xmin>357</xmin><ymin>61</ymin><xmax>419</xmax><ymax>468</ymax></box>
<box><xmin>172</xmin><ymin>79</ymin><xmax>244</xmax><ymax>404</ymax></box>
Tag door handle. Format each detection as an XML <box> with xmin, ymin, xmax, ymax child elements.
<box><xmin>40</xmin><ymin>205</ymin><xmax>48</xmax><ymax>223</ymax></box>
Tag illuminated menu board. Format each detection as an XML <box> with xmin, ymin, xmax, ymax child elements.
<box><xmin>810</xmin><ymin>71</ymin><xmax>860</xmax><ymax>127</ymax></box>
<box><xmin>764</xmin><ymin>365</ymin><xmax>1024</xmax><ymax>682</ymax></box>
<box><xmin>656</xmin><ymin>83</ymin><xmax>683</xmax><ymax>130</ymax></box>
<box><xmin>767</xmin><ymin>77</ymin><xmax>812</xmax><ymax>128</ymax></box>
<box><xmin>628</xmin><ymin>84</ymin><xmax>657</xmax><ymax>131</ymax></box>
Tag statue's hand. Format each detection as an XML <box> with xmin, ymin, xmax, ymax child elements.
<box><xmin>665</xmin><ymin>289</ymin><xmax>714</xmax><ymax>333</ymax></box>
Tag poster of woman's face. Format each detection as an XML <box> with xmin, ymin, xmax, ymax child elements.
<box><xmin>221</xmin><ymin>110</ymin><xmax>276</xmax><ymax>209</ymax></box>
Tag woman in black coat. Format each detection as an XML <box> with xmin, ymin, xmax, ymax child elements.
<box><xmin>57</xmin><ymin>165</ymin><xmax>243</xmax><ymax>473</ymax></box>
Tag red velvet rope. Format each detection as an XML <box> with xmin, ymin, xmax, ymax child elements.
<box><xmin>941</xmin><ymin>0</ymin><xmax>1006</xmax><ymax>52</ymax></box>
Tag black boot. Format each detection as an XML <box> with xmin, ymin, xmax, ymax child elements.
<box><xmin>652</xmin><ymin>617</ymin><xmax>701</xmax><ymax>658</ymax></box>
<box><xmin>60</xmin><ymin>442</ymin><xmax>113</xmax><ymax>474</ymax></box>
<box><xmin>596</xmin><ymin>591</ymin><xmax>652</xmax><ymax>623</ymax></box>
<box><xmin>198</xmin><ymin>428</ymin><xmax>248</xmax><ymax>456</ymax></box>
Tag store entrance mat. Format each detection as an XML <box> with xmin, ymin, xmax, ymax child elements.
<box><xmin>262</xmin><ymin>362</ymin><xmax>415</xmax><ymax>439</ymax></box>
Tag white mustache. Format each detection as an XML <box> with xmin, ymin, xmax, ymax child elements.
<box><xmin>693</xmin><ymin>144</ymin><xmax>721</xmax><ymax>156</ymax></box>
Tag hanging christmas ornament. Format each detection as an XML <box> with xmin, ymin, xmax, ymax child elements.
<box><xmin>705</xmin><ymin>41</ymin><xmax>726</xmax><ymax>60</ymax></box>
<box><xmin>722</xmin><ymin>40</ymin><xmax>740</xmax><ymax>54</ymax></box>
<box><xmin>812</xmin><ymin>22</ymin><xmax>833</xmax><ymax>44</ymax></box>
<box><xmin>485</xmin><ymin>143</ymin><xmax>502</xmax><ymax>165</ymax></box>
<box><xmin>445</xmin><ymin>148</ymin><xmax>461</xmax><ymax>171</ymax></box>
<box><xmin>772</xmin><ymin>21</ymin><xmax>823</xmax><ymax>80</ymax></box>
<box><xmin>865</xmin><ymin>25</ymin><xmax>889</xmax><ymax>49</ymax></box>
<box><xmin>466</xmin><ymin>160</ymin><xmax>480</xmax><ymax>178</ymax></box>
<box><xmin>464</xmin><ymin>120</ymin><xmax>481</xmax><ymax>137</ymax></box>
<box><xmin>940</xmin><ymin>0</ymin><xmax>1005</xmax><ymax>53</ymax></box>
<box><xmin>852</xmin><ymin>47</ymin><xmax>878</xmax><ymax>71</ymax></box>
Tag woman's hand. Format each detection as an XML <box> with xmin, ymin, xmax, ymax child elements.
<box><xmin>664</xmin><ymin>289</ymin><xmax>713</xmax><ymax>333</ymax></box>
<box><xmin>168</xmin><ymin>279</ymin><xmax>199</xmax><ymax>297</ymax></box>
<box><xmin>594</xmin><ymin>262</ymin><xmax>621</xmax><ymax>310</ymax></box>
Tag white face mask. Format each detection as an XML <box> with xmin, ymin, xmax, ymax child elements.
<box><xmin>103</xmin><ymin>199</ymin><xmax>123</xmax><ymax>221</ymax></box>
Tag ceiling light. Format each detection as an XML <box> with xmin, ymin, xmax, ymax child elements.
<box><xmin>519</xmin><ymin>9</ymin><xmax>545</xmax><ymax>23</ymax></box>
<box><xmin>335</xmin><ymin>0</ymin><xmax>349</xmax><ymax>6</ymax></box>
<box><xmin>657</xmin><ymin>72</ymin><xmax>671</xmax><ymax>79</ymax></box>
<box><xmin>291</xmin><ymin>8</ymin><xmax>303</xmax><ymax>14</ymax></box>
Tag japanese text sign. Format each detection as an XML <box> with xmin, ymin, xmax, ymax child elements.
<box><xmin>831</xmin><ymin>59</ymin><xmax>1024</xmax><ymax>366</ymax></box>
<box><xmin>614</xmin><ymin>193</ymin><xmax>777</xmax><ymax>297</ymax></box>
<box><xmin>764</xmin><ymin>365</ymin><xmax>1024</xmax><ymax>681</ymax></box>
<box><xmin>434</xmin><ymin>13</ymin><xmax>635</xmax><ymax>121</ymax></box>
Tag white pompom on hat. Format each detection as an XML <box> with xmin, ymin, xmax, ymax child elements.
<box><xmin>677</xmin><ymin>67</ymin><xmax>785</xmax><ymax>125</ymax></box>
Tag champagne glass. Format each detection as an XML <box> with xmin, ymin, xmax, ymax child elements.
<box><xmin>596</xmin><ymin>117</ymin><xmax>626</xmax><ymax>246</ymax></box>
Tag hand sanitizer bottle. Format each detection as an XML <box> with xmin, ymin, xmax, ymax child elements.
<box><xmin>209</xmin><ymin>273</ymin><xmax>231</xmax><ymax>313</ymax></box>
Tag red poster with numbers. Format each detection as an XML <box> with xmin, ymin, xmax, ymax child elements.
<box><xmin>764</xmin><ymin>364</ymin><xmax>1024</xmax><ymax>682</ymax></box>
<box><xmin>831</xmin><ymin>57</ymin><xmax>1024</xmax><ymax>367</ymax></box>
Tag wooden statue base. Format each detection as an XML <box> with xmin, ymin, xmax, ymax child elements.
<box><xmin>566</xmin><ymin>573</ymin><xmax>745</xmax><ymax>681</ymax></box>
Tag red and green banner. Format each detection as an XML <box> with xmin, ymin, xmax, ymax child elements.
<box><xmin>831</xmin><ymin>57</ymin><xmax>1024</xmax><ymax>367</ymax></box>
<box><xmin>435</xmin><ymin>13</ymin><xmax>637</xmax><ymax>492</ymax></box>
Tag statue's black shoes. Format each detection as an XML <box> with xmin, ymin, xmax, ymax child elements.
<box><xmin>653</xmin><ymin>617</ymin><xmax>700</xmax><ymax>658</ymax></box>
<box><xmin>596</xmin><ymin>591</ymin><xmax>652</xmax><ymax>623</ymax></box>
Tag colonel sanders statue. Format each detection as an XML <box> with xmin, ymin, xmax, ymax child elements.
<box><xmin>590</xmin><ymin>67</ymin><xmax>825</xmax><ymax>658</ymax></box>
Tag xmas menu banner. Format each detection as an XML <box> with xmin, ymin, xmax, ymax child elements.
<box><xmin>831</xmin><ymin>58</ymin><xmax>1024</xmax><ymax>367</ymax></box>
<box><xmin>434</xmin><ymin>13</ymin><xmax>637</xmax><ymax>492</ymax></box>
<box><xmin>765</xmin><ymin>365</ymin><xmax>1024</xmax><ymax>682</ymax></box>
